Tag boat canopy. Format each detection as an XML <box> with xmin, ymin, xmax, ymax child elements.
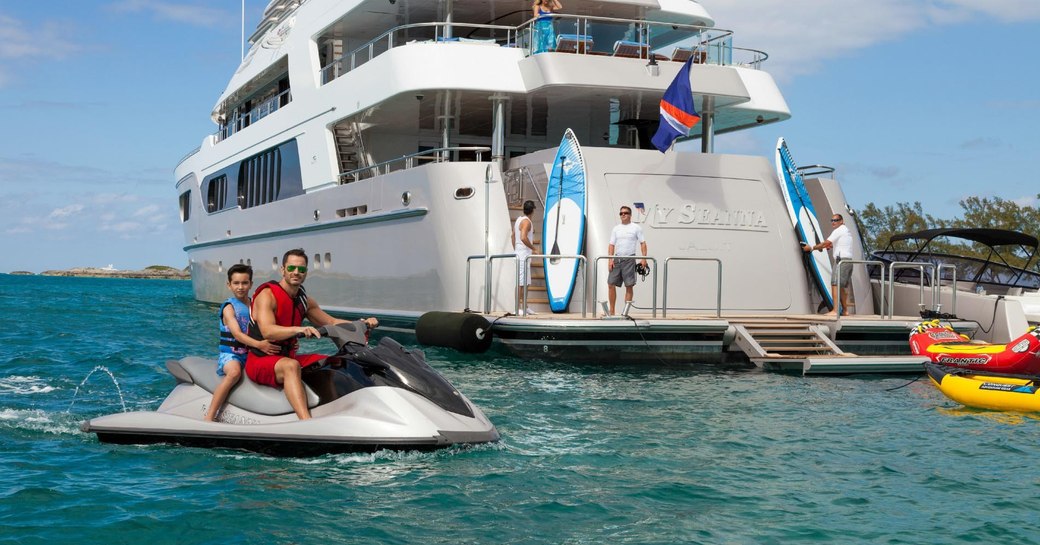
<box><xmin>886</xmin><ymin>228</ymin><xmax>1039</xmax><ymax>253</ymax></box>
<box><xmin>875</xmin><ymin>228</ymin><xmax>1040</xmax><ymax>290</ymax></box>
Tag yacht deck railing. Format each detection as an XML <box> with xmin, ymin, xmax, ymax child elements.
<box><xmin>320</xmin><ymin>16</ymin><xmax>765</xmax><ymax>85</ymax></box>
<box><xmin>214</xmin><ymin>88</ymin><xmax>292</xmax><ymax>143</ymax></box>
<box><xmin>338</xmin><ymin>146</ymin><xmax>491</xmax><ymax>184</ymax></box>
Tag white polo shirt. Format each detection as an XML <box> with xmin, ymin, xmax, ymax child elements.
<box><xmin>827</xmin><ymin>224</ymin><xmax>853</xmax><ymax>259</ymax></box>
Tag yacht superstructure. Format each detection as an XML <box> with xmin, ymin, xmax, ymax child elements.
<box><xmin>177</xmin><ymin>0</ymin><xmax>792</xmax><ymax>314</ymax></box>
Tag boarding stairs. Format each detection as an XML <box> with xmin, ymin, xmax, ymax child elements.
<box><xmin>333</xmin><ymin>121</ymin><xmax>367</xmax><ymax>179</ymax></box>
<box><xmin>731</xmin><ymin>319</ymin><xmax>929</xmax><ymax>375</ymax></box>
<box><xmin>507</xmin><ymin>165</ymin><xmax>552</xmax><ymax>314</ymax></box>
<box><xmin>509</xmin><ymin>205</ymin><xmax>550</xmax><ymax>314</ymax></box>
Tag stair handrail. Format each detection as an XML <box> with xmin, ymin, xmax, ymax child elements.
<box><xmin>522</xmin><ymin>166</ymin><xmax>547</xmax><ymax>211</ymax></box>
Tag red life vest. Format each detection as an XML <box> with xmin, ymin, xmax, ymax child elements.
<box><xmin>249</xmin><ymin>280</ymin><xmax>308</xmax><ymax>356</ymax></box>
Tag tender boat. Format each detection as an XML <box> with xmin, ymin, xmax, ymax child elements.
<box><xmin>910</xmin><ymin>320</ymin><xmax>1040</xmax><ymax>375</ymax></box>
<box><xmin>925</xmin><ymin>361</ymin><xmax>1040</xmax><ymax>412</ymax></box>
<box><xmin>82</xmin><ymin>322</ymin><xmax>499</xmax><ymax>456</ymax></box>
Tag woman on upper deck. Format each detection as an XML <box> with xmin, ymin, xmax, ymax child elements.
<box><xmin>532</xmin><ymin>0</ymin><xmax>562</xmax><ymax>54</ymax></box>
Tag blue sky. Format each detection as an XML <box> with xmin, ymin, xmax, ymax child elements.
<box><xmin>1</xmin><ymin>1</ymin><xmax>1038</xmax><ymax>273</ymax></box>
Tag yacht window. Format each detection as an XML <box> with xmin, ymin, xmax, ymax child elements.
<box><xmin>205</xmin><ymin>175</ymin><xmax>228</xmax><ymax>212</ymax></box>
<box><xmin>238</xmin><ymin>148</ymin><xmax>282</xmax><ymax>209</ymax></box>
<box><xmin>179</xmin><ymin>190</ymin><xmax>191</xmax><ymax>222</ymax></box>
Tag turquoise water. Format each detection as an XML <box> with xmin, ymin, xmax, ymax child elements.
<box><xmin>1</xmin><ymin>274</ymin><xmax>1038</xmax><ymax>545</ymax></box>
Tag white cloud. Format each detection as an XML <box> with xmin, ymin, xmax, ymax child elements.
<box><xmin>133</xmin><ymin>204</ymin><xmax>161</xmax><ymax>217</ymax></box>
<box><xmin>0</xmin><ymin>13</ymin><xmax>80</xmax><ymax>87</ymax></box>
<box><xmin>47</xmin><ymin>203</ymin><xmax>84</xmax><ymax>219</ymax></box>
<box><xmin>1012</xmin><ymin>195</ymin><xmax>1038</xmax><ymax>208</ymax></box>
<box><xmin>701</xmin><ymin>0</ymin><xmax>1040</xmax><ymax>78</ymax></box>
<box><xmin>106</xmin><ymin>1</ymin><xmax>231</xmax><ymax>28</ymax></box>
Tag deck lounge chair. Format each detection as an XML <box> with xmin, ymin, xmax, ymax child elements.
<box><xmin>671</xmin><ymin>47</ymin><xmax>707</xmax><ymax>63</ymax></box>
<box><xmin>555</xmin><ymin>34</ymin><xmax>594</xmax><ymax>53</ymax></box>
<box><xmin>612</xmin><ymin>40</ymin><xmax>648</xmax><ymax>58</ymax></box>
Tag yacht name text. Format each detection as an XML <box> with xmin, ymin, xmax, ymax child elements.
<box><xmin>634</xmin><ymin>203</ymin><xmax>768</xmax><ymax>231</ymax></box>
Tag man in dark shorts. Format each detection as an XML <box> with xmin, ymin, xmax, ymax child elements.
<box><xmin>246</xmin><ymin>248</ymin><xmax>378</xmax><ymax>419</ymax></box>
<box><xmin>607</xmin><ymin>206</ymin><xmax>648</xmax><ymax>315</ymax></box>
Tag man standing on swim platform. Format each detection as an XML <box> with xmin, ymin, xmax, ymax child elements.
<box><xmin>607</xmin><ymin>205</ymin><xmax>647</xmax><ymax>316</ymax></box>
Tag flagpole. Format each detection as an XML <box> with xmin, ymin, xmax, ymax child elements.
<box><xmin>241</xmin><ymin>0</ymin><xmax>246</xmax><ymax>60</ymax></box>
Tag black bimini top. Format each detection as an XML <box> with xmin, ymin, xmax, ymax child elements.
<box><xmin>877</xmin><ymin>227</ymin><xmax>1040</xmax><ymax>288</ymax></box>
<box><xmin>887</xmin><ymin>228</ymin><xmax>1039</xmax><ymax>251</ymax></box>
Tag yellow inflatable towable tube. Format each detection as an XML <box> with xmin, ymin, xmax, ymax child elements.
<box><xmin>925</xmin><ymin>362</ymin><xmax>1040</xmax><ymax>412</ymax></box>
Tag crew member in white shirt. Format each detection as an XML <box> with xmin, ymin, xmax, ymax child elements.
<box><xmin>512</xmin><ymin>200</ymin><xmax>537</xmax><ymax>315</ymax></box>
<box><xmin>607</xmin><ymin>205</ymin><xmax>648</xmax><ymax>316</ymax></box>
<box><xmin>803</xmin><ymin>213</ymin><xmax>853</xmax><ymax>315</ymax></box>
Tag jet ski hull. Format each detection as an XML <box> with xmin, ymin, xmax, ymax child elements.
<box><xmin>83</xmin><ymin>385</ymin><xmax>499</xmax><ymax>456</ymax></box>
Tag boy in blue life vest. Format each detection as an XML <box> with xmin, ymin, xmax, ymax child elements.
<box><xmin>205</xmin><ymin>264</ymin><xmax>279</xmax><ymax>422</ymax></box>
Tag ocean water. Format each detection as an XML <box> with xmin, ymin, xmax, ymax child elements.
<box><xmin>1</xmin><ymin>274</ymin><xmax>1038</xmax><ymax>545</ymax></box>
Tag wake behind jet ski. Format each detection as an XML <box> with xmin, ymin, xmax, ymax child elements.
<box><xmin>82</xmin><ymin>321</ymin><xmax>499</xmax><ymax>456</ymax></box>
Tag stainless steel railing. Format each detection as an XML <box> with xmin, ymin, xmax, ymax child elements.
<box><xmin>319</xmin><ymin>16</ymin><xmax>766</xmax><ymax>85</ymax></box>
<box><xmin>662</xmin><ymin>257</ymin><xmax>722</xmax><ymax>318</ymax></box>
<box><xmin>339</xmin><ymin>146</ymin><xmax>491</xmax><ymax>184</ymax></box>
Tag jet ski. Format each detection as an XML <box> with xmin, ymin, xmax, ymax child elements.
<box><xmin>81</xmin><ymin>321</ymin><xmax>499</xmax><ymax>456</ymax></box>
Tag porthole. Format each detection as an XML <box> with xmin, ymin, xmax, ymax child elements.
<box><xmin>454</xmin><ymin>187</ymin><xmax>475</xmax><ymax>199</ymax></box>
<box><xmin>313</xmin><ymin>209</ymin><xmax>320</xmax><ymax>221</ymax></box>
<box><xmin>402</xmin><ymin>191</ymin><xmax>411</xmax><ymax>206</ymax></box>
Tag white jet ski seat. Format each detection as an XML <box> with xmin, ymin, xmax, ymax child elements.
<box><xmin>167</xmin><ymin>357</ymin><xmax>320</xmax><ymax>416</ymax></box>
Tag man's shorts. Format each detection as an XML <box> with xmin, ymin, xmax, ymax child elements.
<box><xmin>217</xmin><ymin>352</ymin><xmax>246</xmax><ymax>377</ymax></box>
<box><xmin>831</xmin><ymin>258</ymin><xmax>852</xmax><ymax>288</ymax></box>
<box><xmin>516</xmin><ymin>250</ymin><xmax>533</xmax><ymax>286</ymax></box>
<box><xmin>607</xmin><ymin>258</ymin><xmax>637</xmax><ymax>287</ymax></box>
<box><xmin>246</xmin><ymin>352</ymin><xmax>327</xmax><ymax>387</ymax></box>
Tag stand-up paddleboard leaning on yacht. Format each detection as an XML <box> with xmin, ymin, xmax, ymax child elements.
<box><xmin>542</xmin><ymin>129</ymin><xmax>588</xmax><ymax>313</ymax></box>
<box><xmin>775</xmin><ymin>137</ymin><xmax>833</xmax><ymax>311</ymax></box>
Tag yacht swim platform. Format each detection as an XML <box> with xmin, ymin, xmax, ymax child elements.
<box><xmin>481</xmin><ymin>312</ymin><xmax>958</xmax><ymax>375</ymax></box>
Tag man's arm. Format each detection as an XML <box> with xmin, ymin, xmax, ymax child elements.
<box><xmin>306</xmin><ymin>298</ymin><xmax>378</xmax><ymax>330</ymax></box>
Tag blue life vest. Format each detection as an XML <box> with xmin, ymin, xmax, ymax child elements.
<box><xmin>218</xmin><ymin>297</ymin><xmax>250</xmax><ymax>356</ymax></box>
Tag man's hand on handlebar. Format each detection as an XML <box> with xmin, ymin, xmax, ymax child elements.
<box><xmin>295</xmin><ymin>326</ymin><xmax>322</xmax><ymax>338</ymax></box>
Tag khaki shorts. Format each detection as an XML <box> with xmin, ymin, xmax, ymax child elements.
<box><xmin>831</xmin><ymin>258</ymin><xmax>852</xmax><ymax>288</ymax></box>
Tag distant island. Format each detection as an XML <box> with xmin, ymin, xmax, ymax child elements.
<box><xmin>26</xmin><ymin>265</ymin><xmax>191</xmax><ymax>280</ymax></box>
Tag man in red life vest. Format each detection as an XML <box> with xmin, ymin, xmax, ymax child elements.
<box><xmin>246</xmin><ymin>248</ymin><xmax>378</xmax><ymax>419</ymax></box>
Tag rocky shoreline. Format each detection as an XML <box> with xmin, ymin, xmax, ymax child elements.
<box><xmin>17</xmin><ymin>266</ymin><xmax>191</xmax><ymax>280</ymax></box>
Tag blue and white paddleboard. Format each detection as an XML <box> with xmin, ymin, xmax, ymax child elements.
<box><xmin>775</xmin><ymin>137</ymin><xmax>833</xmax><ymax>310</ymax></box>
<box><xmin>542</xmin><ymin>129</ymin><xmax>587</xmax><ymax>313</ymax></box>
